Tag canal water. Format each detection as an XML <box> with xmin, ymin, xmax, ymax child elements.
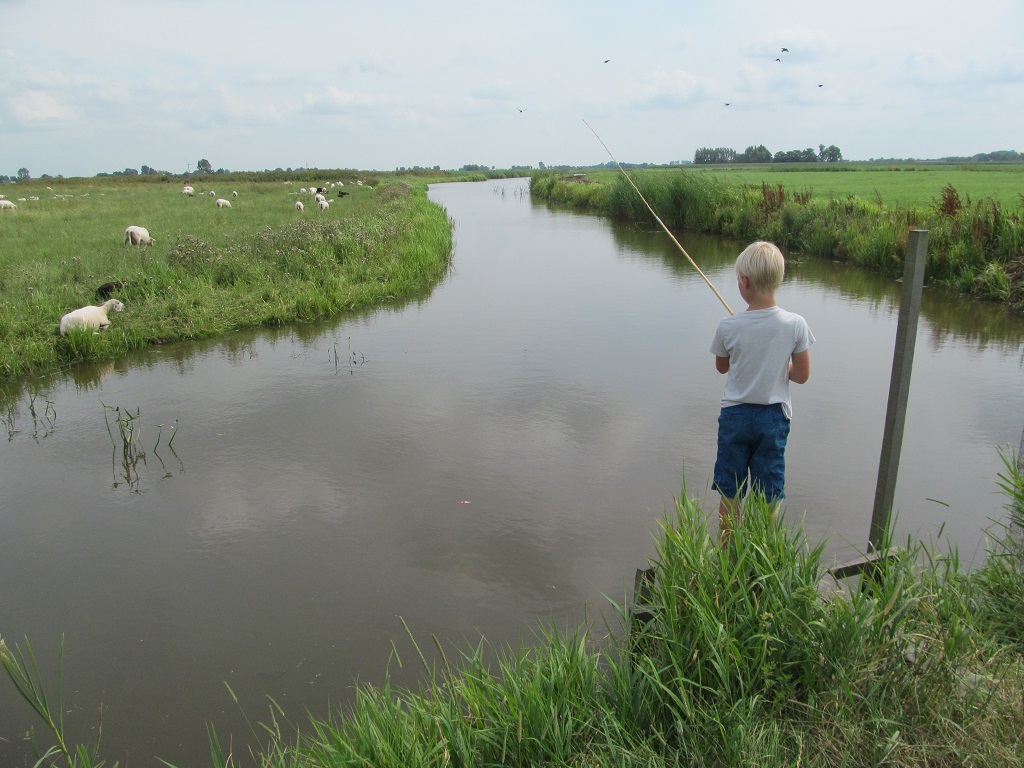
<box><xmin>2</xmin><ymin>178</ymin><xmax>1023</xmax><ymax>766</ymax></box>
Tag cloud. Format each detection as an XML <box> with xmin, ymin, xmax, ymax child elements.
<box><xmin>300</xmin><ymin>86</ymin><xmax>401</xmax><ymax>117</ymax></box>
<box><xmin>9</xmin><ymin>90</ymin><xmax>74</xmax><ymax>124</ymax></box>
<box><xmin>632</xmin><ymin>69</ymin><xmax>709</xmax><ymax>110</ymax></box>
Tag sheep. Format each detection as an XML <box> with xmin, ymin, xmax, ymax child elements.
<box><xmin>314</xmin><ymin>193</ymin><xmax>326</xmax><ymax>203</ymax></box>
<box><xmin>59</xmin><ymin>299</ymin><xmax>124</xmax><ymax>336</ymax></box>
<box><xmin>0</xmin><ymin>200</ymin><xmax>16</xmax><ymax>211</ymax></box>
<box><xmin>295</xmin><ymin>200</ymin><xmax>304</xmax><ymax>211</ymax></box>
<box><xmin>318</xmin><ymin>199</ymin><xmax>330</xmax><ymax>211</ymax></box>
<box><xmin>215</xmin><ymin>198</ymin><xmax>232</xmax><ymax>208</ymax></box>
<box><xmin>96</xmin><ymin>280</ymin><xmax>130</xmax><ymax>300</ymax></box>
<box><xmin>232</xmin><ymin>190</ymin><xmax>238</xmax><ymax>197</ymax></box>
<box><xmin>336</xmin><ymin>190</ymin><xmax>349</xmax><ymax>198</ymax></box>
<box><xmin>209</xmin><ymin>190</ymin><xmax>216</xmax><ymax>196</ymax></box>
<box><xmin>299</xmin><ymin>188</ymin><xmax>307</xmax><ymax>194</ymax></box>
<box><xmin>181</xmin><ymin>185</ymin><xmax>195</xmax><ymax>196</ymax></box>
<box><xmin>124</xmin><ymin>225</ymin><xmax>154</xmax><ymax>247</ymax></box>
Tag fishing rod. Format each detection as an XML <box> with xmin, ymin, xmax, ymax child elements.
<box><xmin>582</xmin><ymin>119</ymin><xmax>734</xmax><ymax>315</ymax></box>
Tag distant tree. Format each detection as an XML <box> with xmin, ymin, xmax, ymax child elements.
<box><xmin>773</xmin><ymin>148</ymin><xmax>818</xmax><ymax>163</ymax></box>
<box><xmin>971</xmin><ymin>150</ymin><xmax>1021</xmax><ymax>162</ymax></box>
<box><xmin>818</xmin><ymin>144</ymin><xmax>843</xmax><ymax>163</ymax></box>
<box><xmin>694</xmin><ymin>147</ymin><xmax>737</xmax><ymax>164</ymax></box>
<box><xmin>123</xmin><ymin>167</ymin><xmax>139</xmax><ymax>176</ymax></box>
<box><xmin>141</xmin><ymin>165</ymin><xmax>158</xmax><ymax>175</ymax></box>
<box><xmin>17</xmin><ymin>167</ymin><xmax>30</xmax><ymax>180</ymax></box>
<box><xmin>196</xmin><ymin>158</ymin><xmax>213</xmax><ymax>174</ymax></box>
<box><xmin>738</xmin><ymin>145</ymin><xmax>772</xmax><ymax>163</ymax></box>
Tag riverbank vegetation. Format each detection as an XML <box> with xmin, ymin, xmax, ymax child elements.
<box><xmin>5</xmin><ymin>457</ymin><xmax>1023</xmax><ymax>766</ymax></box>
<box><xmin>0</xmin><ymin>174</ymin><xmax>465</xmax><ymax>381</ymax></box>
<box><xmin>531</xmin><ymin>163</ymin><xmax>1024</xmax><ymax>313</ymax></box>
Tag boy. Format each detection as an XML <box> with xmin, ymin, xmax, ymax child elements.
<box><xmin>710</xmin><ymin>241</ymin><xmax>814</xmax><ymax>538</ymax></box>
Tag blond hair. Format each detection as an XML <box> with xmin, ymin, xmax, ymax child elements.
<box><xmin>735</xmin><ymin>241</ymin><xmax>785</xmax><ymax>293</ymax></box>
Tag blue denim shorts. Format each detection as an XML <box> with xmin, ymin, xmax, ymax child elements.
<box><xmin>713</xmin><ymin>403</ymin><xmax>791</xmax><ymax>502</ymax></box>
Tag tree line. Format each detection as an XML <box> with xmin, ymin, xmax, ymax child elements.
<box><xmin>694</xmin><ymin>144</ymin><xmax>843</xmax><ymax>165</ymax></box>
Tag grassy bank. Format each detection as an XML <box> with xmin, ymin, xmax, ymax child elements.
<box><xmin>531</xmin><ymin>165</ymin><xmax>1024</xmax><ymax>312</ymax></box>
<box><xmin>5</xmin><ymin>457</ymin><xmax>1023</xmax><ymax>767</ymax></box>
<box><xmin>0</xmin><ymin>175</ymin><xmax>455</xmax><ymax>381</ymax></box>
<box><xmin>580</xmin><ymin>163</ymin><xmax>1024</xmax><ymax>210</ymax></box>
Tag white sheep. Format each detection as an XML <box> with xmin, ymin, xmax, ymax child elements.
<box><xmin>299</xmin><ymin>188</ymin><xmax>307</xmax><ymax>194</ymax></box>
<box><xmin>181</xmin><ymin>185</ymin><xmax>195</xmax><ymax>196</ymax></box>
<box><xmin>208</xmin><ymin>190</ymin><xmax>216</xmax><ymax>197</ymax></box>
<box><xmin>314</xmin><ymin>193</ymin><xmax>326</xmax><ymax>203</ymax></box>
<box><xmin>0</xmin><ymin>200</ymin><xmax>16</xmax><ymax>211</ymax></box>
<box><xmin>124</xmin><ymin>225</ymin><xmax>154</xmax><ymax>246</ymax></box>
<box><xmin>318</xmin><ymin>199</ymin><xmax>330</xmax><ymax>211</ymax></box>
<box><xmin>232</xmin><ymin>190</ymin><xmax>238</xmax><ymax>197</ymax></box>
<box><xmin>59</xmin><ymin>299</ymin><xmax>124</xmax><ymax>336</ymax></box>
<box><xmin>216</xmin><ymin>198</ymin><xmax>232</xmax><ymax>208</ymax></box>
<box><xmin>295</xmin><ymin>200</ymin><xmax>304</xmax><ymax>211</ymax></box>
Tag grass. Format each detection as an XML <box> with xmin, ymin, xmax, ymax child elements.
<box><xmin>0</xmin><ymin>175</ymin><xmax>455</xmax><ymax>381</ymax></box>
<box><xmin>6</xmin><ymin>455</ymin><xmax>1024</xmax><ymax>767</ymax></box>
<box><xmin>582</xmin><ymin>162</ymin><xmax>1024</xmax><ymax>210</ymax></box>
<box><xmin>531</xmin><ymin>165</ymin><xmax>1024</xmax><ymax>312</ymax></box>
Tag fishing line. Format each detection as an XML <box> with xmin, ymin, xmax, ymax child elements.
<box><xmin>582</xmin><ymin>119</ymin><xmax>734</xmax><ymax>315</ymax></box>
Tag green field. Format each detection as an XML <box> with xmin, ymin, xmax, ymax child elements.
<box><xmin>0</xmin><ymin>174</ymin><xmax>455</xmax><ymax>381</ymax></box>
<box><xmin>585</xmin><ymin>163</ymin><xmax>1024</xmax><ymax>210</ymax></box>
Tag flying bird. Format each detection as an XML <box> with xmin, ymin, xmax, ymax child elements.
<box><xmin>774</xmin><ymin>58</ymin><xmax>781</xmax><ymax>62</ymax></box>
<box><xmin>724</xmin><ymin>102</ymin><xmax>731</xmax><ymax>106</ymax></box>
<box><xmin>604</xmin><ymin>59</ymin><xmax>611</xmax><ymax>63</ymax></box>
<box><xmin>781</xmin><ymin>47</ymin><xmax>789</xmax><ymax>52</ymax></box>
<box><xmin>818</xmin><ymin>84</ymin><xmax>823</xmax><ymax>88</ymax></box>
<box><xmin>517</xmin><ymin>107</ymin><xmax>527</xmax><ymax>112</ymax></box>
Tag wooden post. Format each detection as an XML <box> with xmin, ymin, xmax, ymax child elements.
<box><xmin>868</xmin><ymin>230</ymin><xmax>929</xmax><ymax>551</ymax></box>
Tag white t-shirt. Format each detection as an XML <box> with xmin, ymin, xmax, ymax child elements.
<box><xmin>709</xmin><ymin>306</ymin><xmax>815</xmax><ymax>420</ymax></box>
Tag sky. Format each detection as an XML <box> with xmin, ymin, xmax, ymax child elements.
<box><xmin>2</xmin><ymin>0</ymin><xmax>1022</xmax><ymax>178</ymax></box>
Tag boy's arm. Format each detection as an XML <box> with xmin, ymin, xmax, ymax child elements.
<box><xmin>715</xmin><ymin>355</ymin><xmax>730</xmax><ymax>374</ymax></box>
<box><xmin>788</xmin><ymin>349</ymin><xmax>810</xmax><ymax>384</ymax></box>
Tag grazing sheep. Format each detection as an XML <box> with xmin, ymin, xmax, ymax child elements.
<box><xmin>181</xmin><ymin>185</ymin><xmax>195</xmax><ymax>196</ymax></box>
<box><xmin>123</xmin><ymin>225</ymin><xmax>154</xmax><ymax>246</ymax></box>
<box><xmin>299</xmin><ymin>188</ymin><xmax>308</xmax><ymax>194</ymax></box>
<box><xmin>96</xmin><ymin>280</ymin><xmax>130</xmax><ymax>300</ymax></box>
<box><xmin>315</xmin><ymin>187</ymin><xmax>327</xmax><ymax>195</ymax></box>
<box><xmin>318</xmin><ymin>199</ymin><xmax>330</xmax><ymax>211</ymax></box>
<box><xmin>216</xmin><ymin>198</ymin><xmax>232</xmax><ymax>208</ymax></box>
<box><xmin>295</xmin><ymin>200</ymin><xmax>304</xmax><ymax>211</ymax></box>
<box><xmin>59</xmin><ymin>299</ymin><xmax>124</xmax><ymax>336</ymax></box>
<box><xmin>232</xmin><ymin>190</ymin><xmax>238</xmax><ymax>197</ymax></box>
<box><xmin>336</xmin><ymin>190</ymin><xmax>349</xmax><ymax>198</ymax></box>
<box><xmin>0</xmin><ymin>200</ymin><xmax>16</xmax><ymax>211</ymax></box>
<box><xmin>208</xmin><ymin>190</ymin><xmax>216</xmax><ymax>197</ymax></box>
<box><xmin>314</xmin><ymin>193</ymin><xmax>326</xmax><ymax>203</ymax></box>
